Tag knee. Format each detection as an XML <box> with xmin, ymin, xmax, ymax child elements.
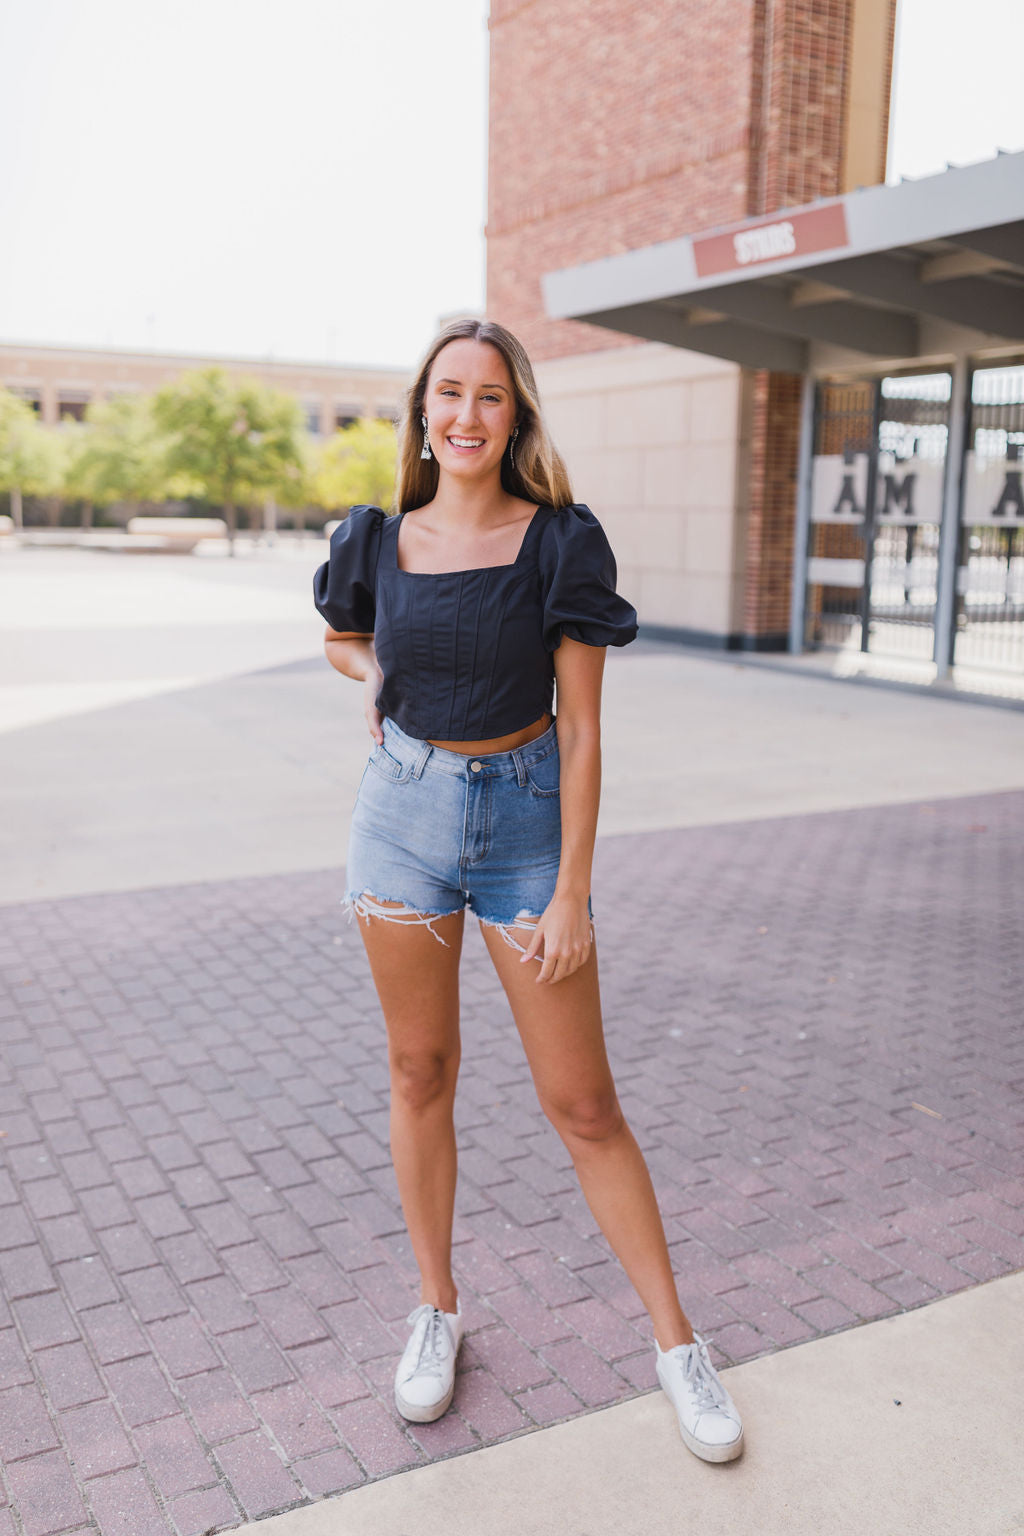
<box><xmin>546</xmin><ymin>1091</ymin><xmax>624</xmax><ymax>1145</ymax></box>
<box><xmin>390</xmin><ymin>1048</ymin><xmax>457</xmax><ymax>1113</ymax></box>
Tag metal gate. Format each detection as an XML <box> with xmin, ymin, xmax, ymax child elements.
<box><xmin>955</xmin><ymin>365</ymin><xmax>1024</xmax><ymax>676</ymax></box>
<box><xmin>804</xmin><ymin>373</ymin><xmax>951</xmax><ymax>662</ymax></box>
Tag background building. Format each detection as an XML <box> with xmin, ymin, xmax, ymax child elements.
<box><xmin>0</xmin><ymin>341</ymin><xmax>409</xmax><ymax>437</ymax></box>
<box><xmin>486</xmin><ymin>0</ymin><xmax>898</xmax><ymax>650</ymax></box>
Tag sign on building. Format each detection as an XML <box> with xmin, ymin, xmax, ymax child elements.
<box><xmin>811</xmin><ymin>450</ymin><xmax>944</xmax><ymax>524</ymax></box>
<box><xmin>693</xmin><ymin>202</ymin><xmax>850</xmax><ymax>279</ymax></box>
<box><xmin>962</xmin><ymin>447</ymin><xmax>1024</xmax><ymax>525</ymax></box>
<box><xmin>811</xmin><ymin>450</ymin><xmax>868</xmax><ymax>524</ymax></box>
<box><xmin>874</xmin><ymin>453</ymin><xmax>944</xmax><ymax>524</ymax></box>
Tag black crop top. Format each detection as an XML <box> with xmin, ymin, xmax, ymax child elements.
<box><xmin>312</xmin><ymin>502</ymin><xmax>638</xmax><ymax>740</ymax></box>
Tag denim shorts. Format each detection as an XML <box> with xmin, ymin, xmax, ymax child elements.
<box><xmin>345</xmin><ymin>716</ymin><xmax>567</xmax><ymax>940</ymax></box>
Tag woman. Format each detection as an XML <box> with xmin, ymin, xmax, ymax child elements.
<box><xmin>313</xmin><ymin>318</ymin><xmax>744</xmax><ymax>1464</ymax></box>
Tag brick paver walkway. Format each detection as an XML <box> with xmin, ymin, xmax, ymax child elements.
<box><xmin>1</xmin><ymin>789</ymin><xmax>1022</xmax><ymax>1535</ymax></box>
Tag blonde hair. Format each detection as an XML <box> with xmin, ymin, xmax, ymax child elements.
<box><xmin>394</xmin><ymin>319</ymin><xmax>574</xmax><ymax>514</ymax></box>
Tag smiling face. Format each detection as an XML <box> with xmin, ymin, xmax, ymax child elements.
<box><xmin>422</xmin><ymin>338</ymin><xmax>517</xmax><ymax>485</ymax></box>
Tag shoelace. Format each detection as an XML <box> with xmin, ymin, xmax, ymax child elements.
<box><xmin>402</xmin><ymin>1304</ymin><xmax>452</xmax><ymax>1383</ymax></box>
<box><xmin>680</xmin><ymin>1338</ymin><xmax>729</xmax><ymax>1413</ymax></box>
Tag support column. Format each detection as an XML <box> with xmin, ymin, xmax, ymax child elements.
<box><xmin>788</xmin><ymin>372</ymin><xmax>816</xmax><ymax>654</ymax></box>
<box><xmin>743</xmin><ymin>370</ymin><xmax>802</xmax><ymax>649</ymax></box>
<box><xmin>40</xmin><ymin>380</ymin><xmax>58</xmax><ymax>427</ymax></box>
<box><xmin>933</xmin><ymin>354</ymin><xmax>970</xmax><ymax>679</ymax></box>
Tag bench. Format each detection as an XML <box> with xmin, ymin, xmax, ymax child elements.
<box><xmin>125</xmin><ymin>516</ymin><xmax>228</xmax><ymax>553</ymax></box>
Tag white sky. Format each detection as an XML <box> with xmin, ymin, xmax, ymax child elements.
<box><xmin>0</xmin><ymin>0</ymin><xmax>490</xmax><ymax>369</ymax></box>
<box><xmin>0</xmin><ymin>0</ymin><xmax>1021</xmax><ymax>372</ymax></box>
<box><xmin>887</xmin><ymin>0</ymin><xmax>1024</xmax><ymax>180</ymax></box>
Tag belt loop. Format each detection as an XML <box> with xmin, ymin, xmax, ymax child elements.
<box><xmin>412</xmin><ymin>743</ymin><xmax>433</xmax><ymax>779</ymax></box>
<box><xmin>511</xmin><ymin>747</ymin><xmax>527</xmax><ymax>788</ymax></box>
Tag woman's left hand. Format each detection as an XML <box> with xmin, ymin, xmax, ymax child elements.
<box><xmin>520</xmin><ymin>893</ymin><xmax>593</xmax><ymax>984</ymax></box>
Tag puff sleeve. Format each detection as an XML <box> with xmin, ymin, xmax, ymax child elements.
<box><xmin>538</xmin><ymin>504</ymin><xmax>638</xmax><ymax>652</ymax></box>
<box><xmin>312</xmin><ymin>505</ymin><xmax>385</xmax><ymax>633</ymax></box>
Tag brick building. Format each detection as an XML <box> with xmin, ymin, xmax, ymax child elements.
<box><xmin>0</xmin><ymin>341</ymin><xmax>409</xmax><ymax>438</ymax></box>
<box><xmin>486</xmin><ymin>0</ymin><xmax>897</xmax><ymax>650</ymax></box>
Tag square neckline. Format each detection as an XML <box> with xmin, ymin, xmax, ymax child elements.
<box><xmin>392</xmin><ymin>504</ymin><xmax>547</xmax><ymax>577</ymax></box>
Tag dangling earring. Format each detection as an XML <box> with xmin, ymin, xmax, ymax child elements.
<box><xmin>509</xmin><ymin>424</ymin><xmax>519</xmax><ymax>471</ymax></box>
<box><xmin>420</xmin><ymin>413</ymin><xmax>432</xmax><ymax>461</ymax></box>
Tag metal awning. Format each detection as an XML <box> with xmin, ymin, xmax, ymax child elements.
<box><xmin>542</xmin><ymin>151</ymin><xmax>1024</xmax><ymax>372</ymax></box>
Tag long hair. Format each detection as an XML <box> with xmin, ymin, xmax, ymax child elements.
<box><xmin>394</xmin><ymin>318</ymin><xmax>574</xmax><ymax>514</ymax></box>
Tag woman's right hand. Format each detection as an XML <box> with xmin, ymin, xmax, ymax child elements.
<box><xmin>363</xmin><ymin>663</ymin><xmax>384</xmax><ymax>745</ymax></box>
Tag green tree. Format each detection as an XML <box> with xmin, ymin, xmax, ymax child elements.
<box><xmin>313</xmin><ymin>417</ymin><xmax>397</xmax><ymax>513</ymax></box>
<box><xmin>68</xmin><ymin>393</ymin><xmax>175</xmax><ymax>529</ymax></box>
<box><xmin>0</xmin><ymin>389</ymin><xmax>59</xmax><ymax>530</ymax></box>
<box><xmin>37</xmin><ymin>426</ymin><xmax>72</xmax><ymax>526</ymax></box>
<box><xmin>152</xmin><ymin>367</ymin><xmax>306</xmax><ymax>551</ymax></box>
<box><xmin>271</xmin><ymin>432</ymin><xmax>317</xmax><ymax>533</ymax></box>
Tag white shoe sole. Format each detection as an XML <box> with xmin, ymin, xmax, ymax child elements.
<box><xmin>676</xmin><ymin>1419</ymin><xmax>744</xmax><ymax>1463</ymax></box>
<box><xmin>394</xmin><ymin>1379</ymin><xmax>456</xmax><ymax>1423</ymax></box>
<box><xmin>656</xmin><ymin>1361</ymin><xmax>745</xmax><ymax>1463</ymax></box>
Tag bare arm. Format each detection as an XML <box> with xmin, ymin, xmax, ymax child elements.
<box><xmin>522</xmin><ymin>637</ymin><xmax>606</xmax><ymax>983</ymax></box>
<box><xmin>323</xmin><ymin>627</ymin><xmax>384</xmax><ymax>745</ymax></box>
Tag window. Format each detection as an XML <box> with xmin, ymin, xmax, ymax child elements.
<box><xmin>5</xmin><ymin>385</ymin><xmax>41</xmax><ymax>413</ymax></box>
<box><xmin>58</xmin><ymin>389</ymin><xmax>91</xmax><ymax>422</ymax></box>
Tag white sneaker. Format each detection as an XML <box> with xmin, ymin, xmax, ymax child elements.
<box><xmin>656</xmin><ymin>1333</ymin><xmax>744</xmax><ymax>1463</ymax></box>
<box><xmin>394</xmin><ymin>1302</ymin><xmax>463</xmax><ymax>1423</ymax></box>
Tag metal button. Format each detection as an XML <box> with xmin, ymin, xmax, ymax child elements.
<box><xmin>470</xmin><ymin>760</ymin><xmax>482</xmax><ymax>773</ymax></box>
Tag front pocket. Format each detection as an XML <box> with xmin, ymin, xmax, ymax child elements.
<box><xmin>366</xmin><ymin>742</ymin><xmax>412</xmax><ymax>783</ymax></box>
<box><xmin>525</xmin><ymin>749</ymin><xmax>560</xmax><ymax>798</ymax></box>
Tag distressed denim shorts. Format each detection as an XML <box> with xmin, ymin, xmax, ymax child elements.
<box><xmin>345</xmin><ymin>716</ymin><xmax>569</xmax><ymax>944</ymax></box>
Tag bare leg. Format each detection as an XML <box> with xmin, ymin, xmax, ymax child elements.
<box><xmin>481</xmin><ymin>923</ymin><xmax>693</xmax><ymax>1349</ymax></box>
<box><xmin>355</xmin><ymin>900</ymin><xmax>465</xmax><ymax>1314</ymax></box>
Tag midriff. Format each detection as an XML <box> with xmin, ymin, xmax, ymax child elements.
<box><xmin>427</xmin><ymin>713</ymin><xmax>552</xmax><ymax>755</ymax></box>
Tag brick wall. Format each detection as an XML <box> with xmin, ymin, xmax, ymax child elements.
<box><xmin>744</xmin><ymin>370</ymin><xmax>803</xmax><ymax>644</ymax></box>
<box><xmin>487</xmin><ymin>0</ymin><xmax>759</xmax><ymax>362</ymax></box>
<box><xmin>751</xmin><ymin>0</ymin><xmax>851</xmax><ymax>216</ymax></box>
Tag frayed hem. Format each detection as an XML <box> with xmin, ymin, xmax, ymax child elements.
<box><xmin>478</xmin><ymin>909</ymin><xmax>596</xmax><ymax>959</ymax></box>
<box><xmin>342</xmin><ymin>891</ymin><xmax>464</xmax><ymax>947</ymax></box>
<box><xmin>478</xmin><ymin>909</ymin><xmax>543</xmax><ymax>959</ymax></box>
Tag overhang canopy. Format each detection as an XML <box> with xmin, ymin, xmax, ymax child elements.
<box><xmin>542</xmin><ymin>151</ymin><xmax>1024</xmax><ymax>373</ymax></box>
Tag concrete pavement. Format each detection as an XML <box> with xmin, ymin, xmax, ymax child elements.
<box><xmin>233</xmin><ymin>1271</ymin><xmax>1024</xmax><ymax>1536</ymax></box>
<box><xmin>1</xmin><ymin>540</ymin><xmax>1022</xmax><ymax>1536</ymax></box>
<box><xmin>3</xmin><ymin>542</ymin><xmax>1024</xmax><ymax>904</ymax></box>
